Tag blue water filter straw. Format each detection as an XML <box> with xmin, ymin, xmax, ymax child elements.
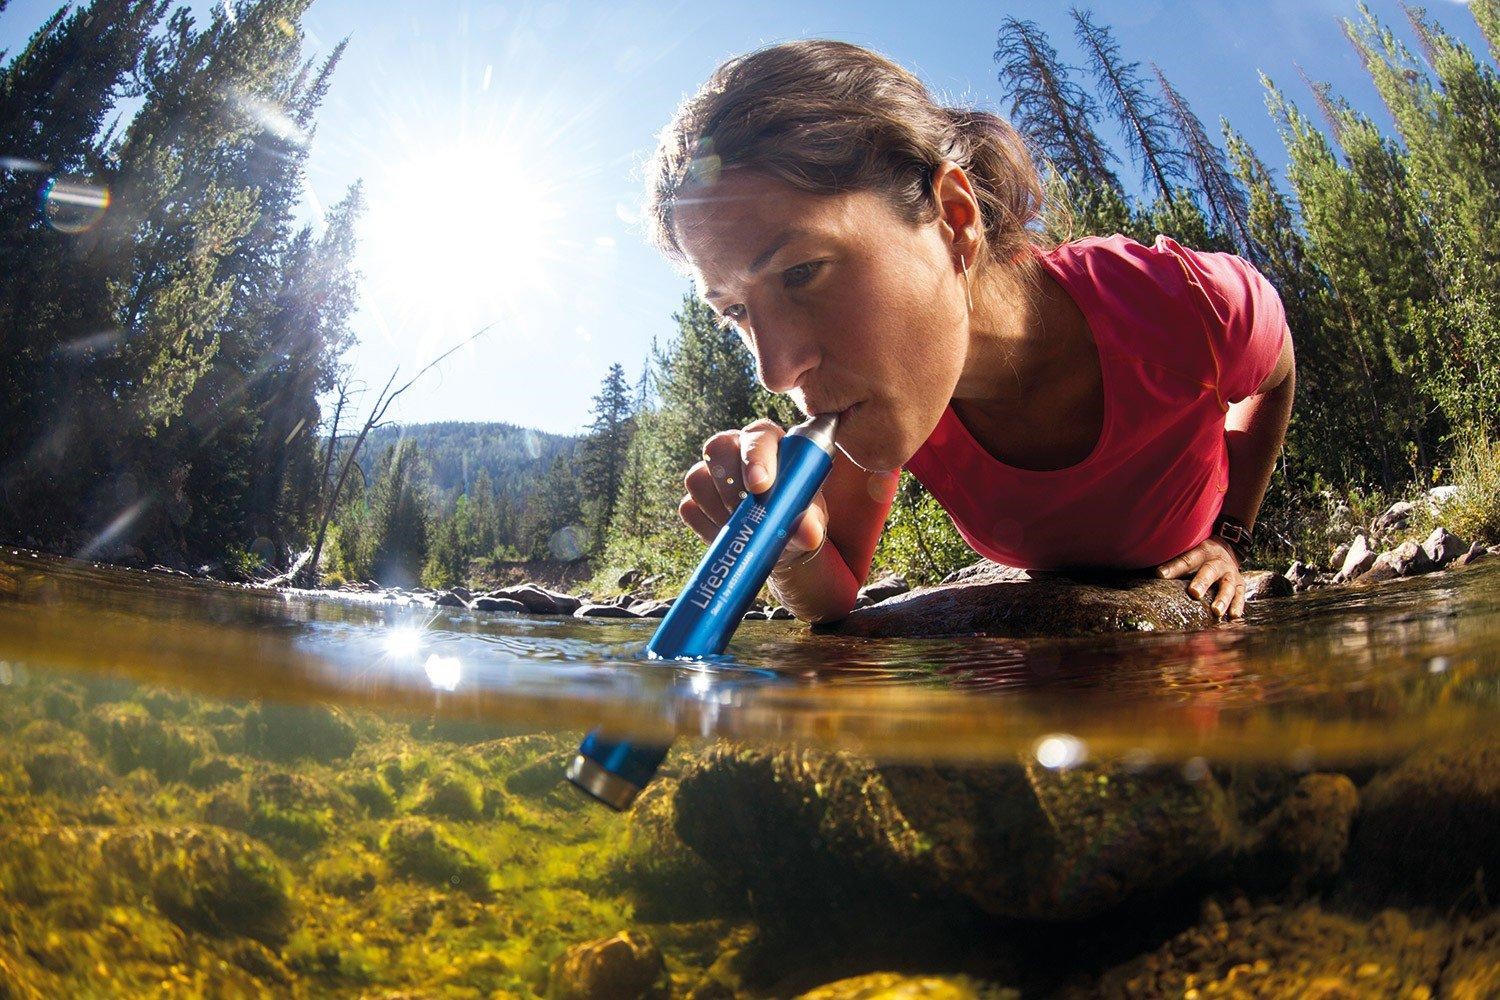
<box><xmin>566</xmin><ymin>412</ymin><xmax>840</xmax><ymax>810</ymax></box>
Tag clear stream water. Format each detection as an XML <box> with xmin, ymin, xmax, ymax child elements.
<box><xmin>0</xmin><ymin>547</ymin><xmax>1495</xmax><ymax>997</ymax></box>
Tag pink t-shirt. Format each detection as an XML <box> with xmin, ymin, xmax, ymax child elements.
<box><xmin>902</xmin><ymin>233</ymin><xmax>1289</xmax><ymax>570</ymax></box>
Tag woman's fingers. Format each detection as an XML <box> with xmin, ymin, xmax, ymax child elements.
<box><xmin>678</xmin><ymin>493</ymin><xmax>721</xmax><ymax>545</ymax></box>
<box><xmin>1156</xmin><ymin>549</ymin><xmax>1202</xmax><ymax>580</ymax></box>
<box><xmin>684</xmin><ymin>456</ymin><xmax>732</xmax><ymax>525</ymax></box>
<box><xmin>701</xmin><ymin>429</ymin><xmax>749</xmax><ymax>514</ymax></box>
<box><xmin>1227</xmin><ymin>580</ymin><xmax>1247</xmax><ymax>621</ymax></box>
<box><xmin>739</xmin><ymin>418</ymin><xmax>783</xmax><ymax>494</ymax></box>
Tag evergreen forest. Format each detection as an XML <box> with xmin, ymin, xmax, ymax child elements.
<box><xmin>2</xmin><ymin>0</ymin><xmax>1498</xmax><ymax>596</ymax></box>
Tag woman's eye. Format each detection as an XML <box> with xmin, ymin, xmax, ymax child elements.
<box><xmin>717</xmin><ymin>305</ymin><xmax>746</xmax><ymax>329</ymax></box>
<box><xmin>783</xmin><ymin>261</ymin><xmax>822</xmax><ymax>287</ymax></box>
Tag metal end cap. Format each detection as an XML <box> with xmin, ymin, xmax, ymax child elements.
<box><xmin>565</xmin><ymin>753</ymin><xmax>643</xmax><ymax>811</ymax></box>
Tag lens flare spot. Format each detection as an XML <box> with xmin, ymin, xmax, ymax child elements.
<box><xmin>384</xmin><ymin>627</ymin><xmax>423</xmax><ymax>658</ymax></box>
<box><xmin>548</xmin><ymin>524</ymin><xmax>590</xmax><ymax>561</ymax></box>
<box><xmin>42</xmin><ymin>177</ymin><xmax>110</xmax><ymax>233</ymax></box>
<box><xmin>1034</xmin><ymin>733</ymin><xmax>1086</xmax><ymax>770</ymax></box>
<box><xmin>423</xmin><ymin>653</ymin><xmax>461</xmax><ymax>692</ymax></box>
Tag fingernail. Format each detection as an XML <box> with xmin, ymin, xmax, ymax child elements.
<box><xmin>747</xmin><ymin>462</ymin><xmax>769</xmax><ymax>490</ymax></box>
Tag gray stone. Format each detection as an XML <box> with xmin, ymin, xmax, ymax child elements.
<box><xmin>1389</xmin><ymin>539</ymin><xmax>1437</xmax><ymax>576</ymax></box>
<box><xmin>941</xmin><ymin>559</ymin><xmax>1029</xmax><ymax>585</ymax></box>
<box><xmin>1372</xmin><ymin>500</ymin><xmax>1415</xmax><ymax>536</ymax></box>
<box><xmin>1453</xmin><ymin>542</ymin><xmax>1489</xmax><ymax>568</ymax></box>
<box><xmin>548</xmin><ymin>930</ymin><xmax>665</xmax><ymax>1000</ymax></box>
<box><xmin>859</xmin><ymin>571</ymin><xmax>909</xmax><ymax>604</ymax></box>
<box><xmin>450</xmin><ymin>586</ymin><xmax>473</xmax><ymax>601</ymax></box>
<box><xmin>1284</xmin><ymin>560</ymin><xmax>1319</xmax><ymax>592</ymax></box>
<box><xmin>490</xmin><ymin>583</ymin><xmax>582</xmax><ymax>615</ymax></box>
<box><xmin>628</xmin><ymin>599</ymin><xmax>673</xmax><ymax>618</ymax></box>
<box><xmin>1243</xmin><ymin>570</ymin><xmax>1294</xmax><ymax>602</ymax></box>
<box><xmin>768</xmin><ymin>605</ymin><xmax>794</xmax><ymax>620</ymax></box>
<box><xmin>1421</xmin><ymin>526</ymin><xmax>1467</xmax><ymax>568</ymax></box>
<box><xmin>1328</xmin><ymin>542</ymin><xmax>1351</xmax><ymax>574</ymax></box>
<box><xmin>829</xmin><ymin>570</ymin><xmax>1213</xmax><ymax>639</ymax></box>
<box><xmin>741</xmin><ymin>609</ymin><xmax>768</xmax><ymax>620</ymax></box>
<box><xmin>472</xmin><ymin>596</ymin><xmax>527</xmax><ymax>613</ymax></box>
<box><xmin>1334</xmin><ymin>534</ymin><xmax>1375</xmax><ymax>583</ymax></box>
<box><xmin>573</xmin><ymin>603</ymin><xmax>642</xmax><ymax>619</ymax></box>
<box><xmin>433</xmin><ymin>591</ymin><xmax>469</xmax><ymax>609</ymax></box>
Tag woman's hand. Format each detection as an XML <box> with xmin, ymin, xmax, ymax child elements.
<box><xmin>679</xmin><ymin>418</ymin><xmax>828</xmax><ymax>568</ymax></box>
<box><xmin>1156</xmin><ymin>537</ymin><xmax>1245</xmax><ymax>621</ymax></box>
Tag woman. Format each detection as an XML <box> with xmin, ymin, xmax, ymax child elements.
<box><xmin>646</xmin><ymin>40</ymin><xmax>1295</xmax><ymax>625</ymax></box>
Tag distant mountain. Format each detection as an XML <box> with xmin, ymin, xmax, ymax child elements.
<box><xmin>351</xmin><ymin>421</ymin><xmax>582</xmax><ymax>499</ymax></box>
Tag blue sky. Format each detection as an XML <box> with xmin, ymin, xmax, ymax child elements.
<box><xmin>2</xmin><ymin>0</ymin><xmax>1491</xmax><ymax>434</ymax></box>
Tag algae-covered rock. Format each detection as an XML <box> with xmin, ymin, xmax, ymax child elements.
<box><xmin>2</xmin><ymin>824</ymin><xmax>294</xmax><ymax>945</ymax></box>
<box><xmin>1234</xmin><ymin>773</ymin><xmax>1359</xmax><ymax>893</ymax></box>
<box><xmin>829</xmin><ymin>569</ymin><xmax>1214</xmax><ymax>638</ymax></box>
<box><xmin>1345</xmin><ymin>740</ymin><xmax>1499</xmax><ymax>911</ymax></box>
<box><xmin>414</xmin><ymin>765</ymin><xmax>485</xmax><ymax>821</ymax></box>
<box><xmin>343</xmin><ymin>771</ymin><xmax>397</xmax><ymax>817</ymax></box>
<box><xmin>85</xmin><ymin>702</ymin><xmax>208</xmax><ymax>780</ymax></box>
<box><xmin>794</xmin><ymin>972</ymin><xmax>1019</xmax><ymax>999</ymax></box>
<box><xmin>548</xmin><ymin>930</ymin><xmax>666</xmax><ymax>1000</ymax></box>
<box><xmin>1071</xmin><ymin>898</ymin><xmax>1453</xmax><ymax>999</ymax></box>
<box><xmin>1441</xmin><ymin>910</ymin><xmax>1500</xmax><ymax>999</ymax></box>
<box><xmin>246</xmin><ymin>771</ymin><xmax>348</xmax><ymax>854</ymax></box>
<box><xmin>671</xmin><ymin>743</ymin><xmax>1233</xmax><ymax>922</ymax></box>
<box><xmin>615</xmin><ymin>777</ymin><xmax>734</xmax><ymax>921</ymax></box>
<box><xmin>24</xmin><ymin>746</ymin><xmax>110</xmax><ymax>797</ymax></box>
<box><xmin>243</xmin><ymin>701</ymin><xmax>358</xmax><ymax>763</ymax></box>
<box><xmin>185</xmin><ymin>755</ymin><xmax>244</xmax><ymax>790</ymax></box>
<box><xmin>381</xmin><ymin>816</ymin><xmax>490</xmax><ymax>898</ymax></box>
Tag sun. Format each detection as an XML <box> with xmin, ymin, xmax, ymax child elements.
<box><xmin>361</xmin><ymin>136</ymin><xmax>567</xmax><ymax>345</ymax></box>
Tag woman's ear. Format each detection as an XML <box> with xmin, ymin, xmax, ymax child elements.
<box><xmin>930</xmin><ymin>160</ymin><xmax>984</xmax><ymax>264</ymax></box>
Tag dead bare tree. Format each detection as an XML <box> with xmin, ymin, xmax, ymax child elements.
<box><xmin>297</xmin><ymin>323</ymin><xmax>498</xmax><ymax>586</ymax></box>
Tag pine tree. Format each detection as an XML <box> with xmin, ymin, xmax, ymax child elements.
<box><xmin>992</xmin><ymin>16</ymin><xmax>1120</xmax><ymax>193</ymax></box>
<box><xmin>1071</xmin><ymin>8</ymin><xmax>1188</xmax><ymax>202</ymax></box>
<box><xmin>369</xmin><ymin>438</ymin><xmax>430</xmax><ymax>587</ymax></box>
<box><xmin>1152</xmin><ymin>64</ymin><xmax>1254</xmax><ymax>256</ymax></box>
<box><xmin>578</xmin><ymin>362</ymin><xmax>635</xmax><ymax>553</ymax></box>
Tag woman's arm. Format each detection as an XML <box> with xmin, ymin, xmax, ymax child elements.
<box><xmin>1158</xmin><ymin>329</ymin><xmax>1295</xmax><ymax>620</ymax></box>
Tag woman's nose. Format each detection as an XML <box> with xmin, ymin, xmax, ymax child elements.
<box><xmin>747</xmin><ymin>313</ymin><xmax>819</xmax><ymax>394</ymax></box>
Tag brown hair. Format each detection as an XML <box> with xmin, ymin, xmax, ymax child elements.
<box><xmin>644</xmin><ymin>39</ymin><xmax>1047</xmax><ymax>275</ymax></box>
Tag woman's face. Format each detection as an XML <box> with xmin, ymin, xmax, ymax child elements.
<box><xmin>671</xmin><ymin>167</ymin><xmax>968</xmax><ymax>473</ymax></box>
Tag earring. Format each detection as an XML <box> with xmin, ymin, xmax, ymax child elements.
<box><xmin>960</xmin><ymin>253</ymin><xmax>974</xmax><ymax>313</ymax></box>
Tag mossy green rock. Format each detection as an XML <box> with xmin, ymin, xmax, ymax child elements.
<box><xmin>794</xmin><ymin>972</ymin><xmax>1019</xmax><ymax>999</ymax></box>
<box><xmin>381</xmin><ymin>816</ymin><xmax>490</xmax><ymax>898</ymax></box>
<box><xmin>243</xmin><ymin>701</ymin><xmax>357</xmax><ymax>763</ymax></box>
<box><xmin>828</xmin><ymin>568</ymin><xmax>1214</xmax><ymax>638</ymax></box>
<box><xmin>24</xmin><ymin>746</ymin><xmax>110</xmax><ymax>797</ymax></box>
<box><xmin>85</xmin><ymin>703</ymin><xmax>207</xmax><ymax>780</ymax></box>
<box><xmin>1345</xmin><ymin>740</ymin><xmax>1499</xmax><ymax>911</ymax></box>
<box><xmin>246</xmin><ymin>771</ymin><xmax>347</xmax><ymax>853</ymax></box>
<box><xmin>616</xmin><ymin>777</ymin><xmax>734</xmax><ymax>920</ymax></box>
<box><xmin>414</xmin><ymin>765</ymin><xmax>485</xmax><ymax>820</ymax></box>
<box><xmin>672</xmin><ymin>744</ymin><xmax>1233</xmax><ymax>921</ymax></box>
<box><xmin>1071</xmin><ymin>898</ymin><xmax>1462</xmax><ymax>998</ymax></box>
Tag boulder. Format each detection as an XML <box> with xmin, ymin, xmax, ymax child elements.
<box><xmin>1284</xmin><ymin>561</ymin><xmax>1319</xmax><ymax>593</ymax></box>
<box><xmin>243</xmin><ymin>702</ymin><xmax>358</xmax><ymax>763</ymax></box>
<box><xmin>472</xmin><ymin>596</ymin><xmax>527</xmax><ymax>613</ymax></box>
<box><xmin>830</xmin><ymin>569</ymin><xmax>1213</xmax><ymax>639</ymax></box>
<box><xmin>1421</xmin><ymin>527</ymin><xmax>1467</xmax><ymax>569</ymax></box>
<box><xmin>1334</xmin><ymin>534</ymin><xmax>1375</xmax><ymax>583</ymax></box>
<box><xmin>434</xmin><ymin>591</ymin><xmax>469</xmax><ymax>609</ymax></box>
<box><xmin>1344</xmin><ymin>741</ymin><xmax>1500</xmax><ymax>912</ymax></box>
<box><xmin>768</xmin><ymin>605</ymin><xmax>794</xmax><ymax>620</ymax></box>
<box><xmin>574</xmin><ymin>603</ymin><xmax>642</xmax><ymax>619</ymax></box>
<box><xmin>1357</xmin><ymin>540</ymin><xmax>1435</xmax><ymax>584</ymax></box>
<box><xmin>795</xmin><ymin>973</ymin><xmax>1017</xmax><ymax>1000</ymax></box>
<box><xmin>1243</xmin><ymin>570</ymin><xmax>1294</xmax><ymax>602</ymax></box>
<box><xmin>859</xmin><ymin>572</ymin><xmax>909</xmax><ymax>604</ymax></box>
<box><xmin>1372</xmin><ymin>500</ymin><xmax>1416</xmax><ymax>536</ymax></box>
<box><xmin>548</xmin><ymin>930</ymin><xmax>666</xmax><ymax>1000</ymax></box>
<box><xmin>1328</xmin><ymin>542</ymin><xmax>1350</xmax><ymax>574</ymax></box>
<box><xmin>491</xmin><ymin>583</ymin><xmax>582</xmax><ymax>615</ymax></box>
<box><xmin>1453</xmin><ymin>542</ymin><xmax>1489</xmax><ymax>568</ymax></box>
<box><xmin>670</xmin><ymin>743</ymin><xmax>1233</xmax><ymax>923</ymax></box>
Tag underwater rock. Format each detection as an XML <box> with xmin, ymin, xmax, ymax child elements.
<box><xmin>671</xmin><ymin>743</ymin><xmax>1233</xmax><ymax>922</ymax></box>
<box><xmin>547</xmin><ymin>930</ymin><xmax>667</xmax><ymax>1000</ymax></box>
<box><xmin>84</xmin><ymin>702</ymin><xmax>209</xmax><ymax>781</ymax></box>
<box><xmin>24</xmin><ymin>745</ymin><xmax>110</xmax><ymax>797</ymax></box>
<box><xmin>243</xmin><ymin>701</ymin><xmax>358</xmax><ymax>763</ymax></box>
<box><xmin>616</xmin><ymin>777</ymin><xmax>735</xmax><ymax>921</ymax></box>
<box><xmin>3</xmin><ymin>824</ymin><xmax>294</xmax><ymax>945</ymax></box>
<box><xmin>1070</xmin><ymin>897</ymin><xmax>1452</xmax><ymax>999</ymax></box>
<box><xmin>1233</xmin><ymin>773</ymin><xmax>1359</xmax><ymax>893</ymax></box>
<box><xmin>381</xmin><ymin>816</ymin><xmax>490</xmax><ymax>898</ymax></box>
<box><xmin>246</xmin><ymin>771</ymin><xmax>349</xmax><ymax>854</ymax></box>
<box><xmin>859</xmin><ymin>572</ymin><xmax>909</xmax><ymax>604</ymax></box>
<box><xmin>1441</xmin><ymin>910</ymin><xmax>1500</xmax><ymax>998</ymax></box>
<box><xmin>1421</xmin><ymin>527</ymin><xmax>1467</xmax><ymax>568</ymax></box>
<box><xmin>1242</xmin><ymin>570</ymin><xmax>1294</xmax><ymax>602</ymax></box>
<box><xmin>829</xmin><ymin>569</ymin><xmax>1214</xmax><ymax>638</ymax></box>
<box><xmin>793</xmin><ymin>972</ymin><xmax>1018</xmax><ymax>999</ymax></box>
<box><xmin>1344</xmin><ymin>740</ymin><xmax>1499</xmax><ymax>912</ymax></box>
<box><xmin>185</xmin><ymin>755</ymin><xmax>244</xmax><ymax>790</ymax></box>
<box><xmin>414</xmin><ymin>765</ymin><xmax>486</xmax><ymax>821</ymax></box>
